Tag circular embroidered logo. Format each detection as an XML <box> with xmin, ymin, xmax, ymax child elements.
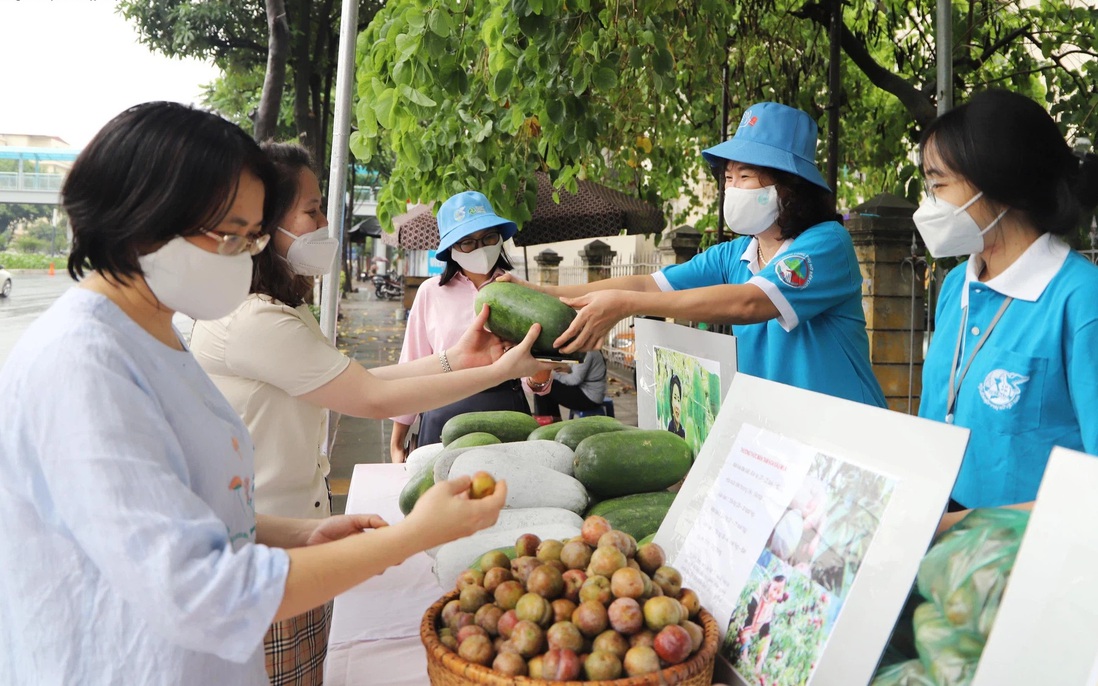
<box><xmin>978</xmin><ymin>369</ymin><xmax>1030</xmax><ymax>410</ymax></box>
<box><xmin>774</xmin><ymin>253</ymin><xmax>813</xmax><ymax>289</ymax></box>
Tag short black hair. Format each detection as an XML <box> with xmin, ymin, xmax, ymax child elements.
<box><xmin>437</xmin><ymin>248</ymin><xmax>514</xmax><ymax>286</ymax></box>
<box><xmin>669</xmin><ymin>374</ymin><xmax>683</xmax><ymax>397</ymax></box>
<box><xmin>920</xmin><ymin>89</ymin><xmax>1098</xmax><ymax>236</ymax></box>
<box><xmin>64</xmin><ymin>101</ymin><xmax>279</xmax><ymax>282</ymax></box>
<box><xmin>252</xmin><ymin>142</ymin><xmax>316</xmax><ymax>308</ymax></box>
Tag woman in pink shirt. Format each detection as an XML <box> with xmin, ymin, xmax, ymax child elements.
<box><xmin>390</xmin><ymin>191</ymin><xmax>545</xmax><ymax>461</ymax></box>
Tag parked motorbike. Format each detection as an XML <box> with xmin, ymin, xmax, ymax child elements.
<box><xmin>373</xmin><ymin>273</ymin><xmax>404</xmax><ymax>300</ymax></box>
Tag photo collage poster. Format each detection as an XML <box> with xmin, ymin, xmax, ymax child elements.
<box><xmin>653</xmin><ymin>344</ymin><xmax>721</xmax><ymax>458</ymax></box>
<box><xmin>673</xmin><ymin>423</ymin><xmax>897</xmax><ymax>686</ymax></box>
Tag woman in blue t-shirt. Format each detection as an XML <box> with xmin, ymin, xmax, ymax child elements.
<box><xmin>502</xmin><ymin>101</ymin><xmax>886</xmax><ymax>408</ymax></box>
<box><xmin>913</xmin><ymin>90</ymin><xmax>1098</xmax><ymax>530</ymax></box>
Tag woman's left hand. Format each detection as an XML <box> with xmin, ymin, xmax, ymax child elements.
<box><xmin>449</xmin><ymin>304</ymin><xmax>507</xmax><ymax>370</ymax></box>
<box><xmin>305</xmin><ymin>513</ymin><xmax>389</xmax><ymax>546</ymax></box>
<box><xmin>554</xmin><ymin>291</ymin><xmax>631</xmax><ymax>354</ymax></box>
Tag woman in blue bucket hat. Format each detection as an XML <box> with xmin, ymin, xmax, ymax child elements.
<box><xmin>503</xmin><ymin>102</ymin><xmax>886</xmax><ymax>408</ymax></box>
<box><xmin>390</xmin><ymin>191</ymin><xmax>552</xmax><ymax>460</ymax></box>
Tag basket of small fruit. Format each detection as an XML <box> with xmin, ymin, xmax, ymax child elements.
<box><xmin>420</xmin><ymin>513</ymin><xmax>719</xmax><ymax>685</ymax></box>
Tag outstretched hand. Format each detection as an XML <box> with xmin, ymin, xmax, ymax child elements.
<box><xmin>553</xmin><ymin>290</ymin><xmax>631</xmax><ymax>354</ymax></box>
<box><xmin>304</xmin><ymin>513</ymin><xmax>389</xmax><ymax>546</ymax></box>
<box><xmin>403</xmin><ymin>476</ymin><xmax>509</xmax><ymax>550</ymax></box>
<box><xmin>448</xmin><ymin>304</ymin><xmax>506</xmax><ymax>370</ymax></box>
<box><xmin>496</xmin><ymin>321</ymin><xmax>557</xmax><ymax>379</ymax></box>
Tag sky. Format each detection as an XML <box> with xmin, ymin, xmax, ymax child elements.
<box><xmin>0</xmin><ymin>1</ymin><xmax>221</xmax><ymax>148</ymax></box>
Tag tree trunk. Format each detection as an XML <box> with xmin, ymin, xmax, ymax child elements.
<box><xmin>290</xmin><ymin>0</ymin><xmax>322</xmax><ymax>167</ymax></box>
<box><xmin>255</xmin><ymin>0</ymin><xmax>290</xmax><ymax>142</ymax></box>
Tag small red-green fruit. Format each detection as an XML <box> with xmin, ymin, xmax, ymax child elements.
<box><xmin>469</xmin><ymin>471</ymin><xmax>497</xmax><ymax>499</ymax></box>
<box><xmin>474</xmin><ymin>603</ymin><xmax>503</xmax><ymax>636</ymax></box>
<box><xmin>497</xmin><ymin>609</ymin><xmax>519</xmax><ymax>638</ymax></box>
<box><xmin>678</xmin><ymin>588</ymin><xmax>701</xmax><ymax>618</ymax></box>
<box><xmin>583</xmin><ymin>650</ymin><xmax>624</xmax><ymax>680</ymax></box>
<box><xmin>653</xmin><ymin>565</ymin><xmax>683</xmax><ymax>598</ymax></box>
<box><xmin>579</xmin><ymin>575</ymin><xmax>612</xmax><ymax>605</ymax></box>
<box><xmin>588</xmin><ymin>546</ymin><xmax>628</xmax><ymax>578</ymax></box>
<box><xmin>681</xmin><ymin>619</ymin><xmax>704</xmax><ymax>653</ymax></box>
<box><xmin>459</xmin><ymin>584</ymin><xmax>490</xmax><ymax>613</ymax></box>
<box><xmin>455</xmin><ymin>568</ymin><xmax>485</xmax><ymax>592</ymax></box>
<box><xmin>562</xmin><ymin>569</ymin><xmax>587</xmax><ymax>602</ymax></box>
<box><xmin>536</xmin><ymin>539</ymin><xmax>564</xmax><ymax>562</ymax></box>
<box><xmin>623</xmin><ymin>645</ymin><xmax>661</xmax><ymax>676</ymax></box>
<box><xmin>653</xmin><ymin>624</ymin><xmax>693</xmax><ymax>665</ymax></box>
<box><xmin>629</xmin><ymin>630</ymin><xmax>656</xmax><ymax>648</ymax></box>
<box><xmin>449</xmin><ymin>611</ymin><xmax>475</xmax><ymax>633</ymax></box>
<box><xmin>598</xmin><ymin>530</ymin><xmax>637</xmax><ymax>558</ymax></box>
<box><xmin>542</xmin><ymin>648</ymin><xmax>582</xmax><ymax>680</ymax></box>
<box><xmin>643</xmin><ymin>595</ymin><xmax>683</xmax><ymax>631</ymax></box>
<box><xmin>560</xmin><ymin>540</ymin><xmax>593</xmax><ymax>570</ymax></box>
<box><xmin>546</xmin><ymin>620</ymin><xmax>585</xmax><ymax>652</ymax></box>
<box><xmin>493</xmin><ymin>580</ymin><xmax>525</xmax><ymax>610</ymax></box>
<box><xmin>440</xmin><ymin>633</ymin><xmax>458</xmax><ymax>650</ymax></box>
<box><xmin>635</xmin><ymin>542</ymin><xmax>667</xmax><ymax>575</ymax></box>
<box><xmin>515</xmin><ymin>533</ymin><xmax>542</xmax><ymax>558</ymax></box>
<box><xmin>457</xmin><ymin>624</ymin><xmax>488</xmax><ymax>644</ymax></box>
<box><xmin>511</xmin><ymin>556</ymin><xmax>542</xmax><ymax>585</ymax></box>
<box><xmin>527</xmin><ymin>654</ymin><xmax>545</xmax><ymax>679</ymax></box>
<box><xmin>457</xmin><ymin>633</ymin><xmax>494</xmax><ymax>665</ymax></box>
<box><xmin>526</xmin><ymin>564</ymin><xmax>565</xmax><ymax>600</ymax></box>
<box><xmin>511</xmin><ymin>620</ymin><xmax>545</xmax><ymax>658</ymax></box>
<box><xmin>581</xmin><ymin>516</ymin><xmax>613</xmax><ymax>547</ymax></box>
<box><xmin>551</xmin><ymin>598</ymin><xmax>578</xmax><ymax>623</ymax></box>
<box><xmin>592</xmin><ymin>629</ymin><xmax>630</xmax><ymax>659</ymax></box>
<box><xmin>571</xmin><ymin>600</ymin><xmax>610</xmax><ymax>638</ymax></box>
<box><xmin>608</xmin><ymin>597</ymin><xmax>644</xmax><ymax>635</ymax></box>
<box><xmin>483</xmin><ymin>566</ymin><xmax>513</xmax><ymax>593</ymax></box>
<box><xmin>441</xmin><ymin>599</ymin><xmax>462</xmax><ymax>626</ymax></box>
<box><xmin>479</xmin><ymin>550</ymin><xmax>511</xmax><ymax>572</ymax></box>
<box><xmin>492</xmin><ymin>651</ymin><xmax>528</xmax><ymax>676</ymax></box>
<box><xmin>515</xmin><ymin>592</ymin><xmax>554</xmax><ymax>627</ymax></box>
<box><xmin>611</xmin><ymin>567</ymin><xmax>646</xmax><ymax>599</ymax></box>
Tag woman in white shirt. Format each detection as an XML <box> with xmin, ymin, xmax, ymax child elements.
<box><xmin>0</xmin><ymin>102</ymin><xmax>532</xmax><ymax>684</ymax></box>
<box><xmin>191</xmin><ymin>145</ymin><xmax>552</xmax><ymax>684</ymax></box>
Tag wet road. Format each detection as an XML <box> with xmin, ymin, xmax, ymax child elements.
<box><xmin>0</xmin><ymin>272</ymin><xmax>194</xmax><ymax>367</ymax></box>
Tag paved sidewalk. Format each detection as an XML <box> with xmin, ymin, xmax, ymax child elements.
<box><xmin>327</xmin><ymin>288</ymin><xmax>637</xmax><ymax>514</ymax></box>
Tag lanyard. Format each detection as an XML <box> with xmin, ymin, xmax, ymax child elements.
<box><xmin>945</xmin><ymin>296</ymin><xmax>1013</xmax><ymax>423</ymax></box>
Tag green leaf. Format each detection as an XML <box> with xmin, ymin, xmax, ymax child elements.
<box><xmin>473</xmin><ymin>119</ymin><xmax>495</xmax><ymax>143</ymax></box>
<box><xmin>399</xmin><ymin>84</ymin><xmax>438</xmax><ymax>108</ymax></box>
<box><xmin>528</xmin><ymin>0</ymin><xmax>544</xmax><ymax>15</ymax></box>
<box><xmin>469</xmin><ymin>156</ymin><xmax>487</xmax><ymax>172</ymax></box>
<box><xmin>374</xmin><ymin>88</ymin><xmax>396</xmax><ymax>129</ymax></box>
<box><xmin>427</xmin><ymin>8</ymin><xmax>453</xmax><ymax>38</ymax></box>
<box><xmin>493</xmin><ymin>67</ymin><xmax>515</xmax><ymax>97</ymax></box>
<box><xmin>594</xmin><ymin>67</ymin><xmax>617</xmax><ymax>91</ymax></box>
<box><xmin>572</xmin><ymin>69</ymin><xmax>589</xmax><ymax>97</ymax></box>
<box><xmin>580</xmin><ymin>31</ymin><xmax>596</xmax><ymax>52</ymax></box>
<box><xmin>546</xmin><ymin>98</ymin><xmax>565</xmax><ymax>125</ymax></box>
<box><xmin>653</xmin><ymin>48</ymin><xmax>674</xmax><ymax>75</ymax></box>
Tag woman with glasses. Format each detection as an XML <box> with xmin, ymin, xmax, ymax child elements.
<box><xmin>390</xmin><ymin>191</ymin><xmax>549</xmax><ymax>462</ymax></box>
<box><xmin>0</xmin><ymin>103</ymin><xmax>546</xmax><ymax>684</ymax></box>
<box><xmin>912</xmin><ymin>90</ymin><xmax>1098</xmax><ymax>531</ymax></box>
<box><xmin>190</xmin><ymin>149</ymin><xmax>553</xmax><ymax>684</ymax></box>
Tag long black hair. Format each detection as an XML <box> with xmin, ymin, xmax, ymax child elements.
<box><xmin>920</xmin><ymin>89</ymin><xmax>1098</xmax><ymax>236</ymax></box>
<box><xmin>252</xmin><ymin>142</ymin><xmax>316</xmax><ymax>307</ymax></box>
<box><xmin>64</xmin><ymin>102</ymin><xmax>279</xmax><ymax>282</ymax></box>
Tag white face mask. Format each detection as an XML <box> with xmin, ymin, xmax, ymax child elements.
<box><xmin>451</xmin><ymin>243</ymin><xmax>502</xmax><ymax>275</ymax></box>
<box><xmin>138</xmin><ymin>236</ymin><xmax>253</xmax><ymax>321</ymax></box>
<box><xmin>912</xmin><ymin>191</ymin><xmax>1008</xmax><ymax>258</ymax></box>
<box><xmin>723</xmin><ymin>185</ymin><xmax>780</xmax><ymax>236</ymax></box>
<box><xmin>278</xmin><ymin>226</ymin><xmax>339</xmax><ymax>276</ymax></box>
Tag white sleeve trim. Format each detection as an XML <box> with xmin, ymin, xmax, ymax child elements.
<box><xmin>748</xmin><ymin>276</ymin><xmax>799</xmax><ymax>331</ymax></box>
<box><xmin>651</xmin><ymin>271</ymin><xmax>674</xmax><ymax>292</ymax></box>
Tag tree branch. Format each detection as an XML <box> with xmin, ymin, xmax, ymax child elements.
<box><xmin>793</xmin><ymin>0</ymin><xmax>937</xmax><ymax>128</ymax></box>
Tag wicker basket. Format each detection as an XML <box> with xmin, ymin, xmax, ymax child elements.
<box><xmin>421</xmin><ymin>590</ymin><xmax>719</xmax><ymax>686</ymax></box>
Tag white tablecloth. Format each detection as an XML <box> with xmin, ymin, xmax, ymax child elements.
<box><xmin>324</xmin><ymin>463</ymin><xmax>445</xmax><ymax>686</ymax></box>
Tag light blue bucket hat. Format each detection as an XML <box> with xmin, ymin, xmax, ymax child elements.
<box><xmin>435</xmin><ymin>191</ymin><xmax>518</xmax><ymax>259</ymax></box>
<box><xmin>701</xmin><ymin>102</ymin><xmax>831</xmax><ymax>191</ymax></box>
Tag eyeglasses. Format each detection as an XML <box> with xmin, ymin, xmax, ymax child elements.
<box><xmin>453</xmin><ymin>231</ymin><xmax>502</xmax><ymax>254</ymax></box>
<box><xmin>202</xmin><ymin>230</ymin><xmax>271</xmax><ymax>256</ymax></box>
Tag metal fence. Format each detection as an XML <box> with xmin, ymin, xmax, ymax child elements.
<box><xmin>0</xmin><ymin>172</ymin><xmax>65</xmax><ymax>192</ymax></box>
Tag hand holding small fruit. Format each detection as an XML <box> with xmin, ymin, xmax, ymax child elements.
<box><xmin>404</xmin><ymin>476</ymin><xmax>507</xmax><ymax>550</ymax></box>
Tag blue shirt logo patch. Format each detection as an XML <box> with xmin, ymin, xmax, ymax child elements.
<box><xmin>774</xmin><ymin>253</ymin><xmax>813</xmax><ymax>289</ymax></box>
<box><xmin>978</xmin><ymin>369</ymin><xmax>1030</xmax><ymax>411</ymax></box>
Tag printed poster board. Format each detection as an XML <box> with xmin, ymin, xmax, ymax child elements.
<box><xmin>634</xmin><ymin>318</ymin><xmax>737</xmax><ymax>458</ymax></box>
<box><xmin>654</xmin><ymin>374</ymin><xmax>970</xmax><ymax>686</ymax></box>
<box><xmin>971</xmin><ymin>446</ymin><xmax>1098</xmax><ymax>686</ymax></box>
